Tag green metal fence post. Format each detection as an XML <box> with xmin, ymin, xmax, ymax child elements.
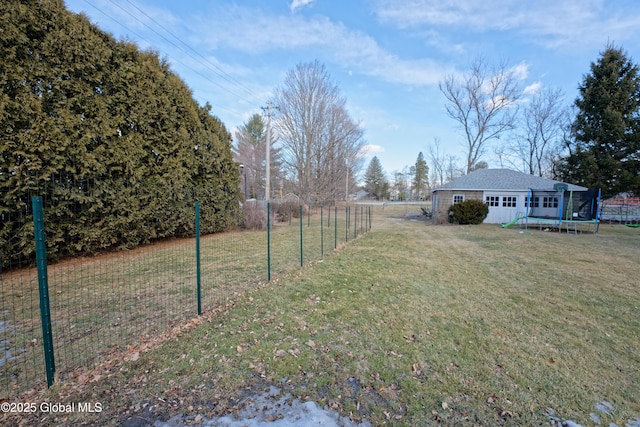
<box><xmin>32</xmin><ymin>196</ymin><xmax>55</xmax><ymax>388</ymax></box>
<box><xmin>334</xmin><ymin>206</ymin><xmax>337</xmax><ymax>249</ymax></box>
<box><xmin>345</xmin><ymin>206</ymin><xmax>349</xmax><ymax>243</ymax></box>
<box><xmin>320</xmin><ymin>206</ymin><xmax>324</xmax><ymax>257</ymax></box>
<box><xmin>299</xmin><ymin>205</ymin><xmax>303</xmax><ymax>267</ymax></box>
<box><xmin>354</xmin><ymin>205</ymin><xmax>358</xmax><ymax>239</ymax></box>
<box><xmin>366</xmin><ymin>206</ymin><xmax>369</xmax><ymax>231</ymax></box>
<box><xmin>195</xmin><ymin>201</ymin><xmax>202</xmax><ymax>315</ymax></box>
<box><xmin>267</xmin><ymin>202</ymin><xmax>271</xmax><ymax>281</ymax></box>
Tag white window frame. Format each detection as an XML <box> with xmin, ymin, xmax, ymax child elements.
<box><xmin>485</xmin><ymin>196</ymin><xmax>500</xmax><ymax>207</ymax></box>
<box><xmin>453</xmin><ymin>194</ymin><xmax>465</xmax><ymax>204</ymax></box>
<box><xmin>525</xmin><ymin>196</ymin><xmax>540</xmax><ymax>208</ymax></box>
<box><xmin>502</xmin><ymin>196</ymin><xmax>517</xmax><ymax>208</ymax></box>
<box><xmin>543</xmin><ymin>196</ymin><xmax>559</xmax><ymax>208</ymax></box>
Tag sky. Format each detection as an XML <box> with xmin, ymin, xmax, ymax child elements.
<box><xmin>63</xmin><ymin>0</ymin><xmax>640</xmax><ymax>179</ymax></box>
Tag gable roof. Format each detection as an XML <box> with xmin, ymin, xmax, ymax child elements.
<box><xmin>431</xmin><ymin>169</ymin><xmax>588</xmax><ymax>192</ymax></box>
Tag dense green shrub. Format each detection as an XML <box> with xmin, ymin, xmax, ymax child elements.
<box><xmin>447</xmin><ymin>200</ymin><xmax>489</xmax><ymax>225</ymax></box>
<box><xmin>0</xmin><ymin>0</ymin><xmax>240</xmax><ymax>268</ymax></box>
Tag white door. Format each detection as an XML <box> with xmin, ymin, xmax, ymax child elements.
<box><xmin>484</xmin><ymin>194</ymin><xmax>520</xmax><ymax>224</ymax></box>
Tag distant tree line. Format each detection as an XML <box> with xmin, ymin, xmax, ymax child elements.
<box><xmin>361</xmin><ymin>152</ymin><xmax>429</xmax><ymax>201</ymax></box>
<box><xmin>0</xmin><ymin>0</ymin><xmax>240</xmax><ymax>268</ymax></box>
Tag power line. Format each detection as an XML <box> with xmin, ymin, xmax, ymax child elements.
<box><xmin>121</xmin><ymin>0</ymin><xmax>261</xmax><ymax>102</ymax></box>
<box><xmin>100</xmin><ymin>0</ymin><xmax>257</xmax><ymax>105</ymax></box>
<box><xmin>80</xmin><ymin>0</ymin><xmax>261</xmax><ymax>115</ymax></box>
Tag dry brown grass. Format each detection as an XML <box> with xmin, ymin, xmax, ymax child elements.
<box><xmin>3</xmin><ymin>206</ymin><xmax>639</xmax><ymax>426</ymax></box>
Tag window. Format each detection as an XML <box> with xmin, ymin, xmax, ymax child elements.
<box><xmin>543</xmin><ymin>196</ymin><xmax>559</xmax><ymax>208</ymax></box>
<box><xmin>525</xmin><ymin>196</ymin><xmax>539</xmax><ymax>208</ymax></box>
<box><xmin>453</xmin><ymin>194</ymin><xmax>464</xmax><ymax>204</ymax></box>
<box><xmin>502</xmin><ymin>196</ymin><xmax>517</xmax><ymax>207</ymax></box>
<box><xmin>485</xmin><ymin>196</ymin><xmax>500</xmax><ymax>207</ymax></box>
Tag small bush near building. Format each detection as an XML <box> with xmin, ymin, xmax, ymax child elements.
<box><xmin>448</xmin><ymin>200</ymin><xmax>489</xmax><ymax>224</ymax></box>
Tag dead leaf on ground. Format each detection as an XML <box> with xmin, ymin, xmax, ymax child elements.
<box><xmin>288</xmin><ymin>348</ymin><xmax>300</xmax><ymax>357</ymax></box>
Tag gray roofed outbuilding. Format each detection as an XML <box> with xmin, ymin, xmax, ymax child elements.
<box><xmin>431</xmin><ymin>168</ymin><xmax>587</xmax><ymax>192</ymax></box>
<box><xmin>429</xmin><ymin>169</ymin><xmax>589</xmax><ymax>224</ymax></box>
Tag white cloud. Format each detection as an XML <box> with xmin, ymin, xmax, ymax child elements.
<box><xmin>375</xmin><ymin>0</ymin><xmax>517</xmax><ymax>30</ymax></box>
<box><xmin>290</xmin><ymin>0</ymin><xmax>314</xmax><ymax>13</ymax></box>
<box><xmin>361</xmin><ymin>144</ymin><xmax>385</xmax><ymax>156</ymax></box>
<box><xmin>524</xmin><ymin>82</ymin><xmax>542</xmax><ymax>95</ymax></box>
<box><xmin>510</xmin><ymin>62</ymin><xmax>529</xmax><ymax>81</ymax></box>
<box><xmin>196</xmin><ymin>5</ymin><xmax>452</xmax><ymax>87</ymax></box>
<box><xmin>374</xmin><ymin>0</ymin><xmax>640</xmax><ymax>50</ymax></box>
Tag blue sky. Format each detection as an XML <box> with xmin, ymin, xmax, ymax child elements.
<box><xmin>64</xmin><ymin>0</ymin><xmax>640</xmax><ymax>178</ymax></box>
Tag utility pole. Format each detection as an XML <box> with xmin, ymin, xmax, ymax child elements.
<box><xmin>345</xmin><ymin>166</ymin><xmax>349</xmax><ymax>205</ymax></box>
<box><xmin>262</xmin><ymin>102</ymin><xmax>278</xmax><ymax>202</ymax></box>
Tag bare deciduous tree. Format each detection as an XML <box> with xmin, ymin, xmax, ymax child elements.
<box><xmin>445</xmin><ymin>154</ymin><xmax>464</xmax><ymax>182</ymax></box>
<box><xmin>510</xmin><ymin>87</ymin><xmax>567</xmax><ymax>177</ymax></box>
<box><xmin>273</xmin><ymin>60</ymin><xmax>365</xmax><ymax>205</ymax></box>
<box><xmin>427</xmin><ymin>137</ymin><xmax>447</xmax><ymax>186</ymax></box>
<box><xmin>439</xmin><ymin>57</ymin><xmax>521</xmax><ymax>173</ymax></box>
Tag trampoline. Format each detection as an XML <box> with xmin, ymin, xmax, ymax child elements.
<box><xmin>502</xmin><ymin>187</ymin><xmax>601</xmax><ymax>234</ymax></box>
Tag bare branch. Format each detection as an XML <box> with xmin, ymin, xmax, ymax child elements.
<box><xmin>439</xmin><ymin>57</ymin><xmax>521</xmax><ymax>173</ymax></box>
<box><xmin>272</xmin><ymin>61</ymin><xmax>364</xmax><ymax>205</ymax></box>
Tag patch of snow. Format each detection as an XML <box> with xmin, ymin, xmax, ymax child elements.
<box><xmin>1</xmin><ymin>318</ymin><xmax>23</xmax><ymax>368</ymax></box>
<box><xmin>595</xmin><ymin>401</ymin><xmax>614</xmax><ymax>416</ymax></box>
<box><xmin>548</xmin><ymin>401</ymin><xmax>639</xmax><ymax>427</ymax></box>
<box><xmin>153</xmin><ymin>386</ymin><xmax>370</xmax><ymax>427</ymax></box>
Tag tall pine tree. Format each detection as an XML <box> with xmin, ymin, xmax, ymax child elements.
<box><xmin>557</xmin><ymin>45</ymin><xmax>640</xmax><ymax>196</ymax></box>
<box><xmin>363</xmin><ymin>156</ymin><xmax>389</xmax><ymax>200</ymax></box>
<box><xmin>413</xmin><ymin>152</ymin><xmax>429</xmax><ymax>199</ymax></box>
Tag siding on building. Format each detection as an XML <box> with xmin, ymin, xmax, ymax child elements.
<box><xmin>430</xmin><ymin>169</ymin><xmax>587</xmax><ymax>225</ymax></box>
<box><xmin>433</xmin><ymin>190</ymin><xmax>483</xmax><ymax>224</ymax></box>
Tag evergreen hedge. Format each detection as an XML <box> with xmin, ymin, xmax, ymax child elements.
<box><xmin>0</xmin><ymin>0</ymin><xmax>240</xmax><ymax>268</ymax></box>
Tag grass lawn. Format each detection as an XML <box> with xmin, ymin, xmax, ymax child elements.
<box><xmin>3</xmin><ymin>208</ymin><xmax>639</xmax><ymax>426</ymax></box>
<box><xmin>0</xmin><ymin>206</ymin><xmax>359</xmax><ymax>398</ymax></box>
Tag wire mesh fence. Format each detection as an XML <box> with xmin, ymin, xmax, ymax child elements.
<box><xmin>1</xmin><ymin>184</ymin><xmax>378</xmax><ymax>399</ymax></box>
<box><xmin>600</xmin><ymin>197</ymin><xmax>640</xmax><ymax>224</ymax></box>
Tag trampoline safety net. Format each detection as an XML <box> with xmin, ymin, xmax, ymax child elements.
<box><xmin>527</xmin><ymin>189</ymin><xmax>599</xmax><ymax>221</ymax></box>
